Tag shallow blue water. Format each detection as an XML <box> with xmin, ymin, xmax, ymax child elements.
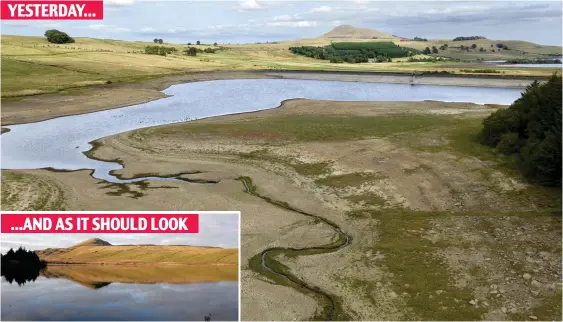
<box><xmin>499</xmin><ymin>64</ymin><xmax>561</xmax><ymax>68</ymax></box>
<box><xmin>1</xmin><ymin>79</ymin><xmax>523</xmax><ymax>182</ymax></box>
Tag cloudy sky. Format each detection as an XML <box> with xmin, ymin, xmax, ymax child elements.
<box><xmin>1</xmin><ymin>0</ymin><xmax>561</xmax><ymax>45</ymax></box>
<box><xmin>0</xmin><ymin>212</ymin><xmax>239</xmax><ymax>253</ymax></box>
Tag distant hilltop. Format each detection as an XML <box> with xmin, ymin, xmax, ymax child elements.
<box><xmin>73</xmin><ymin>238</ymin><xmax>112</xmax><ymax>247</ymax></box>
<box><xmin>320</xmin><ymin>25</ymin><xmax>394</xmax><ymax>39</ymax></box>
<box><xmin>36</xmin><ymin>239</ymin><xmax>238</xmax><ymax>265</ymax></box>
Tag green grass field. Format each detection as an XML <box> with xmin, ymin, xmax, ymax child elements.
<box><xmin>1</xmin><ymin>34</ymin><xmax>560</xmax><ymax>97</ymax></box>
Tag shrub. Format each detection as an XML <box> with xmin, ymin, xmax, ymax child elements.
<box><xmin>480</xmin><ymin>74</ymin><xmax>562</xmax><ymax>186</ymax></box>
<box><xmin>496</xmin><ymin>132</ymin><xmax>521</xmax><ymax>154</ymax></box>
<box><xmin>44</xmin><ymin>29</ymin><xmax>74</xmax><ymax>44</ymax></box>
<box><xmin>145</xmin><ymin>46</ymin><xmax>176</xmax><ymax>56</ymax></box>
<box><xmin>185</xmin><ymin>46</ymin><xmax>197</xmax><ymax>56</ymax></box>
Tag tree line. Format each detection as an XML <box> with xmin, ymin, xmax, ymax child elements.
<box><xmin>421</xmin><ymin>42</ymin><xmax>510</xmax><ymax>55</ymax></box>
<box><xmin>289</xmin><ymin>42</ymin><xmax>419</xmax><ymax>64</ymax></box>
<box><xmin>1</xmin><ymin>247</ymin><xmax>47</xmax><ymax>286</ymax></box>
<box><xmin>453</xmin><ymin>36</ymin><xmax>487</xmax><ymax>41</ymax></box>
<box><xmin>1</xmin><ymin>247</ymin><xmax>46</xmax><ymax>267</ymax></box>
<box><xmin>480</xmin><ymin>74</ymin><xmax>562</xmax><ymax>187</ymax></box>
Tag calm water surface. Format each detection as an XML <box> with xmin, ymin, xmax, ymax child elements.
<box><xmin>1</xmin><ymin>270</ymin><xmax>237</xmax><ymax>321</ymax></box>
<box><xmin>1</xmin><ymin>79</ymin><xmax>523</xmax><ymax>182</ymax></box>
<box><xmin>499</xmin><ymin>64</ymin><xmax>562</xmax><ymax>68</ymax></box>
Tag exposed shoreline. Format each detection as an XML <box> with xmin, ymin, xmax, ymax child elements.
<box><xmin>0</xmin><ymin>70</ymin><xmax>541</xmax><ymax>127</ymax></box>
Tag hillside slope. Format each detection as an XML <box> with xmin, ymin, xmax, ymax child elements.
<box><xmin>1</xmin><ymin>33</ymin><xmax>560</xmax><ymax>99</ymax></box>
<box><xmin>36</xmin><ymin>239</ymin><xmax>238</xmax><ymax>265</ymax></box>
<box><xmin>320</xmin><ymin>25</ymin><xmax>394</xmax><ymax>39</ymax></box>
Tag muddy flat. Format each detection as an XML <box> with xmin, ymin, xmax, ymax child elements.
<box><xmin>3</xmin><ymin>98</ymin><xmax>560</xmax><ymax>320</ymax></box>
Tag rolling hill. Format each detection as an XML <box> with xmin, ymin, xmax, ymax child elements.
<box><xmin>1</xmin><ymin>29</ymin><xmax>560</xmax><ymax>98</ymax></box>
<box><xmin>320</xmin><ymin>24</ymin><xmax>395</xmax><ymax>39</ymax></box>
<box><xmin>36</xmin><ymin>238</ymin><xmax>238</xmax><ymax>265</ymax></box>
<box><xmin>318</xmin><ymin>25</ymin><xmax>561</xmax><ymax>60</ymax></box>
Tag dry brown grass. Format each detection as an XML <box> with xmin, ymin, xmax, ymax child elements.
<box><xmin>38</xmin><ymin>244</ymin><xmax>238</xmax><ymax>265</ymax></box>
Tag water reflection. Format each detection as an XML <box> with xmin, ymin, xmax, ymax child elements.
<box><xmin>1</xmin><ymin>79</ymin><xmax>523</xmax><ymax>181</ymax></box>
<box><xmin>1</xmin><ymin>265</ymin><xmax>42</xmax><ymax>286</ymax></box>
<box><xmin>1</xmin><ymin>265</ymin><xmax>238</xmax><ymax>321</ymax></box>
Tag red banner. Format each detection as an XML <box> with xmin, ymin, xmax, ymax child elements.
<box><xmin>1</xmin><ymin>213</ymin><xmax>199</xmax><ymax>233</ymax></box>
<box><xmin>1</xmin><ymin>1</ymin><xmax>103</xmax><ymax>20</ymax></box>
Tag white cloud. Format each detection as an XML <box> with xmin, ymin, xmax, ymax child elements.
<box><xmin>268</xmin><ymin>21</ymin><xmax>318</xmax><ymax>28</ymax></box>
<box><xmin>239</xmin><ymin>0</ymin><xmax>263</xmax><ymax>10</ymax></box>
<box><xmin>104</xmin><ymin>0</ymin><xmax>135</xmax><ymax>6</ymax></box>
<box><xmin>310</xmin><ymin>6</ymin><xmax>332</xmax><ymax>13</ymax></box>
<box><xmin>88</xmin><ymin>24</ymin><xmax>131</xmax><ymax>33</ymax></box>
<box><xmin>273</xmin><ymin>15</ymin><xmax>292</xmax><ymax>21</ymax></box>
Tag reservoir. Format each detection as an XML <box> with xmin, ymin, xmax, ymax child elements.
<box><xmin>1</xmin><ymin>79</ymin><xmax>524</xmax><ymax>182</ymax></box>
<box><xmin>1</xmin><ymin>265</ymin><xmax>238</xmax><ymax>321</ymax></box>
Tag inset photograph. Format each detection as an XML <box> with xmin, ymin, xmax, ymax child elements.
<box><xmin>1</xmin><ymin>213</ymin><xmax>239</xmax><ymax>321</ymax></box>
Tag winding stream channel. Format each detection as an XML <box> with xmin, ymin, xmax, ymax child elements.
<box><xmin>1</xmin><ymin>78</ymin><xmax>525</xmax><ymax>320</ymax></box>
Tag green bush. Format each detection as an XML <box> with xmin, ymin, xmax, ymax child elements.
<box><xmin>145</xmin><ymin>46</ymin><xmax>177</xmax><ymax>56</ymax></box>
<box><xmin>480</xmin><ymin>74</ymin><xmax>562</xmax><ymax>186</ymax></box>
<box><xmin>496</xmin><ymin>132</ymin><xmax>521</xmax><ymax>154</ymax></box>
<box><xmin>44</xmin><ymin>29</ymin><xmax>74</xmax><ymax>44</ymax></box>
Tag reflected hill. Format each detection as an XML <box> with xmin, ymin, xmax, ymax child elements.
<box><xmin>40</xmin><ymin>264</ymin><xmax>238</xmax><ymax>289</ymax></box>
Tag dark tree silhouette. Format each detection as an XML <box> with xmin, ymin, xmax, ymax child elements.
<box><xmin>1</xmin><ymin>247</ymin><xmax>47</xmax><ymax>286</ymax></box>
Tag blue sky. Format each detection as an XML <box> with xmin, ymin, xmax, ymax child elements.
<box><xmin>1</xmin><ymin>0</ymin><xmax>562</xmax><ymax>45</ymax></box>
